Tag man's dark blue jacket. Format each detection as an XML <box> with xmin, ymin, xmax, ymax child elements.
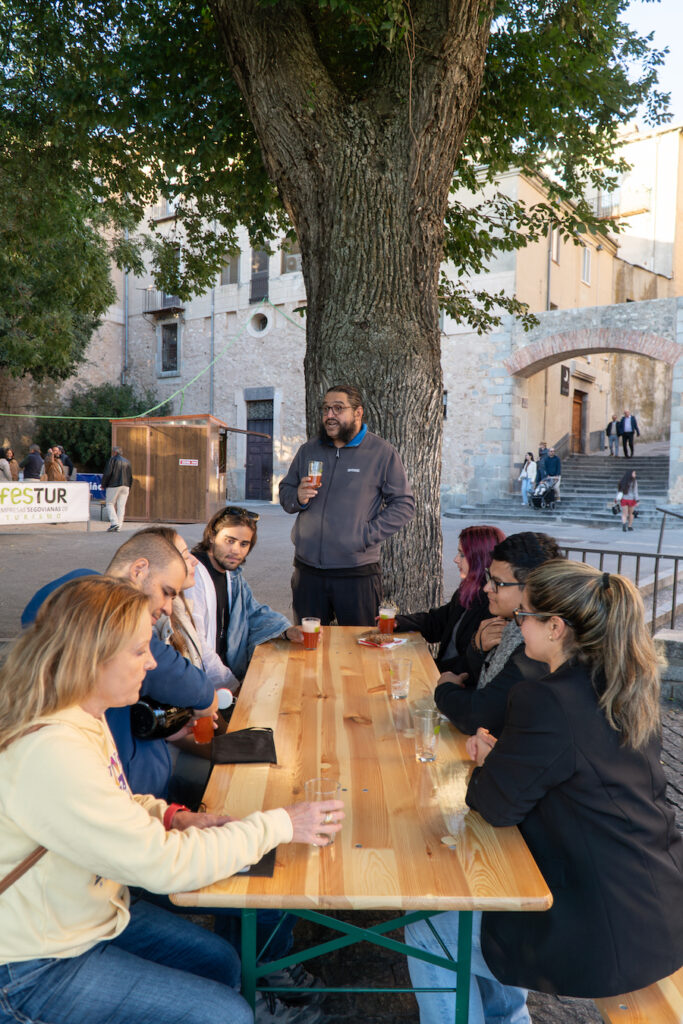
<box><xmin>21</xmin><ymin>569</ymin><xmax>214</xmax><ymax>798</ymax></box>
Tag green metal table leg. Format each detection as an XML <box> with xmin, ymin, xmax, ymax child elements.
<box><xmin>241</xmin><ymin>908</ymin><xmax>258</xmax><ymax>1010</ymax></box>
<box><xmin>455</xmin><ymin>911</ymin><xmax>473</xmax><ymax>1024</ymax></box>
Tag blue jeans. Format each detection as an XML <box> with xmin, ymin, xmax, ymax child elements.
<box><xmin>608</xmin><ymin>435</ymin><xmax>619</xmax><ymax>455</ymax></box>
<box><xmin>405</xmin><ymin>911</ymin><xmax>529</xmax><ymax>1024</ymax></box>
<box><xmin>0</xmin><ymin>899</ymin><xmax>252</xmax><ymax>1024</ymax></box>
<box><xmin>520</xmin><ymin>479</ymin><xmax>533</xmax><ymax>506</ymax></box>
<box><xmin>135</xmin><ymin>890</ymin><xmax>295</xmax><ymax>962</ymax></box>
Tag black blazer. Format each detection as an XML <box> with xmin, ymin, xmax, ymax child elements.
<box><xmin>434</xmin><ymin>642</ymin><xmax>546</xmax><ymax>735</ymax></box>
<box><xmin>467</xmin><ymin>660</ymin><xmax>683</xmax><ymax>998</ymax></box>
<box><xmin>396</xmin><ymin>587</ymin><xmax>489</xmax><ymax>681</ymax></box>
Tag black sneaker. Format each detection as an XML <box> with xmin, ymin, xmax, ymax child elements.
<box><xmin>262</xmin><ymin>963</ymin><xmax>325</xmax><ymax>1004</ymax></box>
<box><xmin>254</xmin><ymin>991</ymin><xmax>322</xmax><ymax>1023</ymax></box>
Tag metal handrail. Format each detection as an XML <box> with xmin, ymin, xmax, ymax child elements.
<box><xmin>656</xmin><ymin>505</ymin><xmax>683</xmax><ymax>555</ymax></box>
<box><xmin>561</xmin><ymin>544</ymin><xmax>682</xmax><ymax>633</ymax></box>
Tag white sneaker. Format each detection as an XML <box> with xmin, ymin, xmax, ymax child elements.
<box><xmin>254</xmin><ymin>992</ymin><xmax>322</xmax><ymax>1024</ymax></box>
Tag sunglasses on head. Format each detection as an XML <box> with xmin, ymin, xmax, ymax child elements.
<box><xmin>221</xmin><ymin>506</ymin><xmax>260</xmax><ymax>522</ymax></box>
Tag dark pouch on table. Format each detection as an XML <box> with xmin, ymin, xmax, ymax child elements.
<box><xmin>211</xmin><ymin>727</ymin><xmax>277</xmax><ymax>765</ymax></box>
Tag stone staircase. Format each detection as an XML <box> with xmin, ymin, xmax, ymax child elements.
<box><xmin>446</xmin><ymin>454</ymin><xmax>670</xmax><ymax>526</ymax></box>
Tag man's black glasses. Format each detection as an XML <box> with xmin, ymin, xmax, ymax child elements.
<box><xmin>484</xmin><ymin>568</ymin><xmax>521</xmax><ymax>591</ymax></box>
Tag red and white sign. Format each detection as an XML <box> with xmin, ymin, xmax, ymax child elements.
<box><xmin>178</xmin><ymin>459</ymin><xmax>199</xmax><ymax>467</ymax></box>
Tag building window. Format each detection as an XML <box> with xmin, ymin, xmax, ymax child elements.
<box><xmin>221</xmin><ymin>252</ymin><xmax>239</xmax><ymax>286</ymax></box>
<box><xmin>158</xmin><ymin>321</ymin><xmax>180</xmax><ymax>376</ymax></box>
<box><xmin>551</xmin><ymin>228</ymin><xmax>561</xmax><ymax>264</ymax></box>
<box><xmin>581</xmin><ymin>245</ymin><xmax>591</xmax><ymax>285</ymax></box>
<box><xmin>250</xmin><ymin>248</ymin><xmax>269</xmax><ymax>303</ymax></box>
<box><xmin>281</xmin><ymin>237</ymin><xmax>302</xmax><ymax>274</ymax></box>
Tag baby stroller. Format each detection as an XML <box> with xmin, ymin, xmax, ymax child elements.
<box><xmin>532</xmin><ymin>475</ymin><xmax>558</xmax><ymax>511</ymax></box>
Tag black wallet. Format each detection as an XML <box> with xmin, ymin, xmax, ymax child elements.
<box><xmin>211</xmin><ymin>727</ymin><xmax>277</xmax><ymax>765</ymax></box>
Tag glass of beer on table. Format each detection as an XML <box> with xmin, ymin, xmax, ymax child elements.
<box><xmin>301</xmin><ymin>617</ymin><xmax>321</xmax><ymax>650</ymax></box>
<box><xmin>308</xmin><ymin>460</ymin><xmax>323</xmax><ymax>489</ymax></box>
<box><xmin>378</xmin><ymin>603</ymin><xmax>397</xmax><ymax>634</ymax></box>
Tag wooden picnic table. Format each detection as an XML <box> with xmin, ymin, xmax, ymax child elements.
<box><xmin>171</xmin><ymin>626</ymin><xmax>551</xmax><ymax>1022</ymax></box>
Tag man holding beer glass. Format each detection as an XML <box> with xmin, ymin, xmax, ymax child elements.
<box><xmin>279</xmin><ymin>384</ymin><xmax>414</xmax><ymax>625</ymax></box>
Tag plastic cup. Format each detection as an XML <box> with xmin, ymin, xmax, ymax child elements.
<box><xmin>192</xmin><ymin>715</ymin><xmax>214</xmax><ymax>744</ymax></box>
<box><xmin>308</xmin><ymin>460</ymin><xmax>323</xmax><ymax>489</ymax></box>
<box><xmin>304</xmin><ymin>777</ymin><xmax>342</xmax><ymax>845</ymax></box>
<box><xmin>389</xmin><ymin>658</ymin><xmax>411</xmax><ymax>699</ymax></box>
<box><xmin>378</xmin><ymin>604</ymin><xmax>396</xmax><ymax>634</ymax></box>
<box><xmin>413</xmin><ymin>708</ymin><xmax>440</xmax><ymax>762</ymax></box>
<box><xmin>301</xmin><ymin>617</ymin><xmax>321</xmax><ymax>650</ymax></box>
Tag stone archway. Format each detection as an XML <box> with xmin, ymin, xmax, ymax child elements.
<box><xmin>443</xmin><ymin>297</ymin><xmax>683</xmax><ymax>506</ymax></box>
<box><xmin>500</xmin><ymin>299</ymin><xmax>683</xmax><ymax>502</ymax></box>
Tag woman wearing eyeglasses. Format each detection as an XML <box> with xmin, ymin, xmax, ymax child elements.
<box><xmin>406</xmin><ymin>560</ymin><xmax>683</xmax><ymax>1023</ymax></box>
<box><xmin>434</xmin><ymin>532</ymin><xmax>561</xmax><ymax>736</ymax></box>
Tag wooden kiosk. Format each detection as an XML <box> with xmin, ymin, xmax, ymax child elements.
<box><xmin>111</xmin><ymin>414</ymin><xmax>229</xmax><ymax>523</ymax></box>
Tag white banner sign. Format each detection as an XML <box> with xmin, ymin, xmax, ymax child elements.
<box><xmin>0</xmin><ymin>482</ymin><xmax>91</xmax><ymax>525</ymax></box>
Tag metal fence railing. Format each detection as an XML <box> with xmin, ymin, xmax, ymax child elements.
<box><xmin>561</xmin><ymin>543</ymin><xmax>682</xmax><ymax>633</ymax></box>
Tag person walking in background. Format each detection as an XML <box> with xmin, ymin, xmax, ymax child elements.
<box><xmin>41</xmin><ymin>448</ymin><xmax>66</xmax><ymax>482</ymax></box>
<box><xmin>4</xmin><ymin>446</ymin><xmax>19</xmax><ymax>480</ymax></box>
<box><xmin>0</xmin><ymin>447</ymin><xmax>11</xmax><ymax>482</ymax></box>
<box><xmin>518</xmin><ymin>452</ymin><xmax>536</xmax><ymax>506</ymax></box>
<box><xmin>102</xmin><ymin>445</ymin><xmax>134</xmax><ymax>532</ymax></box>
<box><xmin>538</xmin><ymin>445</ymin><xmax>561</xmax><ymax>499</ymax></box>
<box><xmin>619</xmin><ymin>409</ymin><xmax>640</xmax><ymax>457</ymax></box>
<box><xmin>605</xmin><ymin>413</ymin><xmax>620</xmax><ymax>456</ymax></box>
<box><xmin>279</xmin><ymin>384</ymin><xmax>414</xmax><ymax>626</ymax></box>
<box><xmin>617</xmin><ymin>468</ymin><xmax>638</xmax><ymax>532</ymax></box>
<box><xmin>19</xmin><ymin>443</ymin><xmax>43</xmax><ymax>480</ymax></box>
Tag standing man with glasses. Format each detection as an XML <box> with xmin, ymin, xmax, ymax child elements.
<box><xmin>279</xmin><ymin>384</ymin><xmax>415</xmax><ymax>626</ymax></box>
<box><xmin>435</xmin><ymin>532</ymin><xmax>563</xmax><ymax>737</ymax></box>
<box><xmin>186</xmin><ymin>506</ymin><xmax>303</xmax><ymax>691</ymax></box>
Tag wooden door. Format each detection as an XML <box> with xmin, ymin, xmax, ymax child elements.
<box><xmin>245</xmin><ymin>400</ymin><xmax>273</xmax><ymax>500</ymax></box>
<box><xmin>149</xmin><ymin>422</ymin><xmax>206</xmax><ymax>521</ymax></box>
<box><xmin>571</xmin><ymin>391</ymin><xmax>584</xmax><ymax>454</ymax></box>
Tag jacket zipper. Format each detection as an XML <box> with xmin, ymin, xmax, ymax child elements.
<box><xmin>318</xmin><ymin>447</ymin><xmax>341</xmax><ymax>566</ymax></box>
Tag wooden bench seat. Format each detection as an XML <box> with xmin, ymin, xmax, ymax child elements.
<box><xmin>594</xmin><ymin>966</ymin><xmax>683</xmax><ymax>1024</ymax></box>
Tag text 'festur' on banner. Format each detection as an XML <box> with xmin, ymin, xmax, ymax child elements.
<box><xmin>0</xmin><ymin>483</ymin><xmax>91</xmax><ymax>525</ymax></box>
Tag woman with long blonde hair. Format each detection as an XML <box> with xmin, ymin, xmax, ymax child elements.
<box><xmin>406</xmin><ymin>560</ymin><xmax>683</xmax><ymax>1024</ymax></box>
<box><xmin>0</xmin><ymin>575</ymin><xmax>342</xmax><ymax>1024</ymax></box>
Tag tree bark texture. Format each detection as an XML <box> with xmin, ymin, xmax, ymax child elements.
<box><xmin>209</xmin><ymin>0</ymin><xmax>493</xmax><ymax>611</ymax></box>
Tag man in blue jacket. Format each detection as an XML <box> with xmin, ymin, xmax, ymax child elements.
<box><xmin>279</xmin><ymin>384</ymin><xmax>415</xmax><ymax>625</ymax></box>
<box><xmin>21</xmin><ymin>532</ymin><xmax>216</xmax><ymax>798</ymax></box>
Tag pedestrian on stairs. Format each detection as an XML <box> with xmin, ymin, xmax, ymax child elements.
<box><xmin>617</xmin><ymin>468</ymin><xmax>638</xmax><ymax>532</ymax></box>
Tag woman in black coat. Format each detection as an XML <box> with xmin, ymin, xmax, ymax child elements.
<box><xmin>395</xmin><ymin>525</ymin><xmax>505</xmax><ymax>684</ymax></box>
<box><xmin>406</xmin><ymin>560</ymin><xmax>683</xmax><ymax>1022</ymax></box>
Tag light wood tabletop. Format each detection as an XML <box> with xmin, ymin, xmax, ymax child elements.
<box><xmin>172</xmin><ymin>626</ymin><xmax>551</xmax><ymax>915</ymax></box>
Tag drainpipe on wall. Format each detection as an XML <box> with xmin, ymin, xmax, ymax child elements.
<box><xmin>122</xmin><ymin>228</ymin><xmax>129</xmax><ymax>386</ymax></box>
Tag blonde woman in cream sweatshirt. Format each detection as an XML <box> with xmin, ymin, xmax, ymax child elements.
<box><xmin>0</xmin><ymin>576</ymin><xmax>343</xmax><ymax>1024</ymax></box>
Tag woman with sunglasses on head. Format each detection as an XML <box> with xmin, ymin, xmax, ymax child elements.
<box><xmin>407</xmin><ymin>560</ymin><xmax>683</xmax><ymax>1023</ymax></box>
<box><xmin>0</xmin><ymin>576</ymin><xmax>343</xmax><ymax>1024</ymax></box>
<box><xmin>395</xmin><ymin>525</ymin><xmax>505</xmax><ymax>684</ymax></box>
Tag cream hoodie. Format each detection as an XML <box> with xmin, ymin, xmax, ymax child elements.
<box><xmin>0</xmin><ymin>706</ymin><xmax>293</xmax><ymax>963</ymax></box>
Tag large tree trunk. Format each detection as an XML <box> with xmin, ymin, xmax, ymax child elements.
<box><xmin>210</xmin><ymin>0</ymin><xmax>493</xmax><ymax>611</ymax></box>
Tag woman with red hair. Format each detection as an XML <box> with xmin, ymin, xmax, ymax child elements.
<box><xmin>395</xmin><ymin>524</ymin><xmax>505</xmax><ymax>685</ymax></box>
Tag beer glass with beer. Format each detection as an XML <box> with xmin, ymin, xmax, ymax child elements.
<box><xmin>378</xmin><ymin>603</ymin><xmax>397</xmax><ymax>634</ymax></box>
<box><xmin>308</xmin><ymin>460</ymin><xmax>323</xmax><ymax>489</ymax></box>
<box><xmin>301</xmin><ymin>617</ymin><xmax>321</xmax><ymax>650</ymax></box>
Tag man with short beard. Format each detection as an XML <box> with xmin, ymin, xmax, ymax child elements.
<box><xmin>279</xmin><ymin>384</ymin><xmax>414</xmax><ymax>625</ymax></box>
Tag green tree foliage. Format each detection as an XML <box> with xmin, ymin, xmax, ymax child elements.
<box><xmin>0</xmin><ymin>1</ymin><xmax>669</xmax><ymax>331</ymax></box>
<box><xmin>0</xmin><ymin>3</ymin><xmax>118</xmax><ymax>382</ymax></box>
<box><xmin>34</xmin><ymin>383</ymin><xmax>169</xmax><ymax>470</ymax></box>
